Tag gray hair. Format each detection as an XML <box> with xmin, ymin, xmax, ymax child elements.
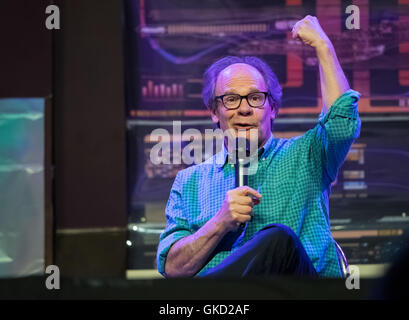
<box><xmin>202</xmin><ymin>56</ymin><xmax>282</xmax><ymax>115</ymax></box>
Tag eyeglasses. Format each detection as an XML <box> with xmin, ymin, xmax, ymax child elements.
<box><xmin>216</xmin><ymin>92</ymin><xmax>268</xmax><ymax>110</ymax></box>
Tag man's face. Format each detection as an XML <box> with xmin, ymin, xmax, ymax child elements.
<box><xmin>211</xmin><ymin>63</ymin><xmax>276</xmax><ymax>148</ymax></box>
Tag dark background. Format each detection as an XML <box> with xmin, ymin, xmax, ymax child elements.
<box><xmin>0</xmin><ymin>0</ymin><xmax>127</xmax><ymax>277</ymax></box>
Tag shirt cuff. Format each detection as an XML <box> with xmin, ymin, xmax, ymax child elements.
<box><xmin>157</xmin><ymin>230</ymin><xmax>192</xmax><ymax>276</ymax></box>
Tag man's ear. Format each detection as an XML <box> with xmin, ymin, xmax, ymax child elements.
<box><xmin>211</xmin><ymin>109</ymin><xmax>220</xmax><ymax>125</ymax></box>
<box><xmin>270</xmin><ymin>105</ymin><xmax>277</xmax><ymax>120</ymax></box>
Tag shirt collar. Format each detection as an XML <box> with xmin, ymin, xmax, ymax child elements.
<box><xmin>215</xmin><ymin>132</ymin><xmax>274</xmax><ymax>169</ymax></box>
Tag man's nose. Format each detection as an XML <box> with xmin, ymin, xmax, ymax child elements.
<box><xmin>237</xmin><ymin>98</ymin><xmax>253</xmax><ymax>115</ymax></box>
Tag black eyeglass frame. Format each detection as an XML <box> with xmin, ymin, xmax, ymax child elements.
<box><xmin>215</xmin><ymin>92</ymin><xmax>269</xmax><ymax>110</ymax></box>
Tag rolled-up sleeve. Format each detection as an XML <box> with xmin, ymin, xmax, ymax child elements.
<box><xmin>156</xmin><ymin>171</ymin><xmax>192</xmax><ymax>276</ymax></box>
<box><xmin>315</xmin><ymin>89</ymin><xmax>361</xmax><ymax>183</ymax></box>
<box><xmin>298</xmin><ymin>90</ymin><xmax>361</xmax><ymax>277</ymax></box>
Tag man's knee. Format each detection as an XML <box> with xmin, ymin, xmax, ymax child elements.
<box><xmin>257</xmin><ymin>224</ymin><xmax>316</xmax><ymax>275</ymax></box>
<box><xmin>257</xmin><ymin>223</ymin><xmax>298</xmax><ymax>244</ymax></box>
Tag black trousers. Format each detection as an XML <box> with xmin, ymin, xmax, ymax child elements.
<box><xmin>199</xmin><ymin>223</ymin><xmax>317</xmax><ymax>278</ymax></box>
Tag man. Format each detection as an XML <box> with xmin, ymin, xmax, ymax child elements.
<box><xmin>156</xmin><ymin>16</ymin><xmax>360</xmax><ymax>278</ymax></box>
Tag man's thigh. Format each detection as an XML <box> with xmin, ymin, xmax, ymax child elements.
<box><xmin>199</xmin><ymin>223</ymin><xmax>316</xmax><ymax>277</ymax></box>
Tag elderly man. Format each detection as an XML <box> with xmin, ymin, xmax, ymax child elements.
<box><xmin>156</xmin><ymin>16</ymin><xmax>360</xmax><ymax>278</ymax></box>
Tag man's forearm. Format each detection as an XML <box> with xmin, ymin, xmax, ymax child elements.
<box><xmin>165</xmin><ymin>217</ymin><xmax>228</xmax><ymax>277</ymax></box>
<box><xmin>316</xmin><ymin>40</ymin><xmax>350</xmax><ymax>111</ymax></box>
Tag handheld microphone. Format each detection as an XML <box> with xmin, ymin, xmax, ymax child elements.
<box><xmin>234</xmin><ymin>137</ymin><xmax>250</xmax><ymax>229</ymax></box>
<box><xmin>234</xmin><ymin>137</ymin><xmax>250</xmax><ymax>188</ymax></box>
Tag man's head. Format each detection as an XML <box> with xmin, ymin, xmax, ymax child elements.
<box><xmin>202</xmin><ymin>56</ymin><xmax>282</xmax><ymax>148</ymax></box>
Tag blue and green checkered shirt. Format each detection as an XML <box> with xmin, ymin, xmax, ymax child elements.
<box><xmin>157</xmin><ymin>90</ymin><xmax>361</xmax><ymax>278</ymax></box>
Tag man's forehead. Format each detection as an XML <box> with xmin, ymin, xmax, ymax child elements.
<box><xmin>218</xmin><ymin>63</ymin><xmax>263</xmax><ymax>80</ymax></box>
<box><xmin>216</xmin><ymin>63</ymin><xmax>266</xmax><ymax>93</ymax></box>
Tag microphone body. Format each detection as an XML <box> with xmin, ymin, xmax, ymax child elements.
<box><xmin>235</xmin><ymin>157</ymin><xmax>248</xmax><ymax>188</ymax></box>
<box><xmin>234</xmin><ymin>137</ymin><xmax>250</xmax><ymax>228</ymax></box>
<box><xmin>234</xmin><ymin>136</ymin><xmax>250</xmax><ymax>188</ymax></box>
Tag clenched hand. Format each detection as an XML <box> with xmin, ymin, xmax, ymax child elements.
<box><xmin>214</xmin><ymin>186</ymin><xmax>262</xmax><ymax>232</ymax></box>
<box><xmin>292</xmin><ymin>15</ymin><xmax>331</xmax><ymax>49</ymax></box>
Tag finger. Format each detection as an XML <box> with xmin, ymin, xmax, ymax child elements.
<box><xmin>252</xmin><ymin>198</ymin><xmax>261</xmax><ymax>205</ymax></box>
<box><xmin>232</xmin><ymin>204</ymin><xmax>253</xmax><ymax>215</ymax></box>
<box><xmin>235</xmin><ymin>186</ymin><xmax>262</xmax><ymax>199</ymax></box>
<box><xmin>234</xmin><ymin>195</ymin><xmax>255</xmax><ymax>207</ymax></box>
<box><xmin>292</xmin><ymin>19</ymin><xmax>303</xmax><ymax>38</ymax></box>
<box><xmin>240</xmin><ymin>196</ymin><xmax>261</xmax><ymax>207</ymax></box>
<box><xmin>292</xmin><ymin>29</ymin><xmax>297</xmax><ymax>39</ymax></box>
<box><xmin>293</xmin><ymin>20</ymin><xmax>302</xmax><ymax>30</ymax></box>
<box><xmin>233</xmin><ymin>212</ymin><xmax>253</xmax><ymax>224</ymax></box>
<box><xmin>291</xmin><ymin>23</ymin><xmax>299</xmax><ymax>39</ymax></box>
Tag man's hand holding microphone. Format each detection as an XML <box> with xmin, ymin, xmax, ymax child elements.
<box><xmin>214</xmin><ymin>186</ymin><xmax>261</xmax><ymax>232</ymax></box>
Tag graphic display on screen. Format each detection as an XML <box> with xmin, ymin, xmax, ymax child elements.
<box><xmin>125</xmin><ymin>0</ymin><xmax>409</xmax><ymax>120</ymax></box>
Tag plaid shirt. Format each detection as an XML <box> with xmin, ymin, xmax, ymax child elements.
<box><xmin>157</xmin><ymin>90</ymin><xmax>361</xmax><ymax>278</ymax></box>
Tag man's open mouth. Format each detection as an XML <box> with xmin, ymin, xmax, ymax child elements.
<box><xmin>234</xmin><ymin>124</ymin><xmax>256</xmax><ymax>130</ymax></box>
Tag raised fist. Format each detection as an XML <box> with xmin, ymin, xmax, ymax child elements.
<box><xmin>292</xmin><ymin>15</ymin><xmax>331</xmax><ymax>49</ymax></box>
